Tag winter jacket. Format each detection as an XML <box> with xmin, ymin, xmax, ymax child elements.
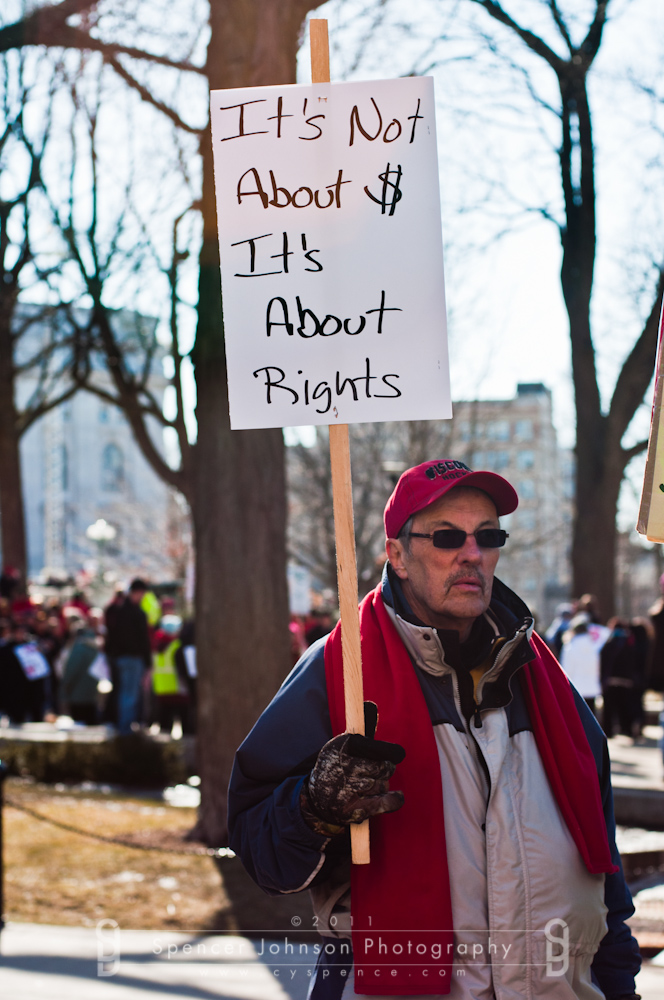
<box><xmin>61</xmin><ymin>630</ymin><xmax>100</xmax><ymax>705</ymax></box>
<box><xmin>228</xmin><ymin>569</ymin><xmax>640</xmax><ymax>999</ymax></box>
<box><xmin>104</xmin><ymin>598</ymin><xmax>151</xmax><ymax>666</ymax></box>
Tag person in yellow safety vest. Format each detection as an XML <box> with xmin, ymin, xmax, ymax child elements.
<box><xmin>152</xmin><ymin>637</ymin><xmax>183</xmax><ymax>696</ymax></box>
<box><xmin>141</xmin><ymin>589</ymin><xmax>162</xmax><ymax>629</ymax></box>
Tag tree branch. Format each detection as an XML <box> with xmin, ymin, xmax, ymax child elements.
<box><xmin>609</xmin><ymin>268</ymin><xmax>664</xmax><ymax>446</ymax></box>
<box><xmin>621</xmin><ymin>439</ymin><xmax>649</xmax><ymax>465</ymax></box>
<box><xmin>580</xmin><ymin>0</ymin><xmax>610</xmax><ymax>66</ymax></box>
<box><xmin>106</xmin><ymin>54</ymin><xmax>201</xmax><ymax>134</ymax></box>
<box><xmin>548</xmin><ymin>1</ymin><xmax>573</xmax><ymax>53</ymax></box>
<box><xmin>0</xmin><ymin>0</ymin><xmax>205</xmax><ymax>75</ymax></box>
<box><xmin>468</xmin><ymin>0</ymin><xmax>565</xmax><ymax>73</ymax></box>
<box><xmin>19</xmin><ymin>383</ymin><xmax>78</xmax><ymax>433</ymax></box>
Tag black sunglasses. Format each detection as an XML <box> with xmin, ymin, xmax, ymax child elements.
<box><xmin>407</xmin><ymin>528</ymin><xmax>509</xmax><ymax>549</ymax></box>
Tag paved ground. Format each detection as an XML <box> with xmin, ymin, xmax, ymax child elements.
<box><xmin>0</xmin><ymin>923</ymin><xmax>662</xmax><ymax>1000</ymax></box>
<box><xmin>0</xmin><ymin>924</ymin><xmax>313</xmax><ymax>1000</ymax></box>
<box><xmin>609</xmin><ymin>726</ymin><xmax>664</xmax><ymax>792</ymax></box>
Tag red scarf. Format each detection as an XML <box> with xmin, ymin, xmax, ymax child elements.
<box><xmin>324</xmin><ymin>585</ymin><xmax>617</xmax><ymax>996</ymax></box>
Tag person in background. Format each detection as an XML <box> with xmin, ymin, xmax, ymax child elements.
<box><xmin>0</xmin><ymin>566</ymin><xmax>20</xmax><ymax>601</ymax></box>
<box><xmin>61</xmin><ymin>620</ymin><xmax>101</xmax><ymax>725</ymax></box>
<box><xmin>63</xmin><ymin>590</ymin><xmax>91</xmax><ymax>616</ymax></box>
<box><xmin>289</xmin><ymin>616</ymin><xmax>307</xmax><ymax>665</ymax></box>
<box><xmin>0</xmin><ymin>620</ymin><xmax>48</xmax><ymax>723</ymax></box>
<box><xmin>151</xmin><ymin>626</ymin><xmax>190</xmax><ymax>734</ymax></box>
<box><xmin>544</xmin><ymin>601</ymin><xmax>575</xmax><ymax>658</ymax></box>
<box><xmin>305</xmin><ymin>608</ymin><xmax>334</xmax><ymax>647</ymax></box>
<box><xmin>560</xmin><ymin>612</ymin><xmax>611</xmax><ymax>716</ymax></box>
<box><xmin>628</xmin><ymin>618</ymin><xmax>651</xmax><ymax>738</ymax></box>
<box><xmin>103</xmin><ymin>586</ymin><xmax>125</xmax><ymax>725</ymax></box>
<box><xmin>140</xmin><ymin>586</ymin><xmax>162</xmax><ymax>631</ymax></box>
<box><xmin>578</xmin><ymin>592</ymin><xmax>603</xmax><ymax>625</ymax></box>
<box><xmin>104</xmin><ymin>578</ymin><xmax>151</xmax><ymax>733</ymax></box>
<box><xmin>648</xmin><ymin>572</ymin><xmax>664</xmax><ymax>692</ymax></box>
<box><xmin>601</xmin><ymin>619</ymin><xmax>642</xmax><ymax>738</ymax></box>
<box><xmin>175</xmin><ymin>619</ymin><xmax>196</xmax><ymax>733</ymax></box>
<box><xmin>0</xmin><ymin>618</ymin><xmax>24</xmax><ymax>722</ymax></box>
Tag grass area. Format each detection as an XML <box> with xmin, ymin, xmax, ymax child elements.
<box><xmin>2</xmin><ymin>777</ymin><xmax>315</xmax><ymax>935</ymax></box>
<box><xmin>3</xmin><ymin>778</ymin><xmax>228</xmax><ymax>930</ymax></box>
<box><xmin>3</xmin><ymin>777</ymin><xmax>663</xmax><ymax>956</ymax></box>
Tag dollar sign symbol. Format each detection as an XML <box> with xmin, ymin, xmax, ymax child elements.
<box><xmin>364</xmin><ymin>163</ymin><xmax>403</xmax><ymax>216</ymax></box>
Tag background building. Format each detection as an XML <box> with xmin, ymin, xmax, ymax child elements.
<box><xmin>15</xmin><ymin>310</ymin><xmax>175</xmax><ymax>583</ymax></box>
<box><xmin>452</xmin><ymin>383</ymin><xmax>573</xmax><ymax>626</ymax></box>
<box><xmin>286</xmin><ymin>383</ymin><xmax>574</xmax><ymax>627</ymax></box>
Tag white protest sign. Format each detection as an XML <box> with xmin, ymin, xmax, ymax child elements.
<box><xmin>183</xmin><ymin>645</ymin><xmax>197</xmax><ymax>679</ymax></box>
<box><xmin>14</xmin><ymin>642</ymin><xmax>50</xmax><ymax>681</ymax></box>
<box><xmin>88</xmin><ymin>652</ymin><xmax>111</xmax><ymax>682</ymax></box>
<box><xmin>210</xmin><ymin>76</ymin><xmax>451</xmax><ymax>430</ymax></box>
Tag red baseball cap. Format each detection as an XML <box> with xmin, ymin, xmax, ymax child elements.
<box><xmin>384</xmin><ymin>460</ymin><xmax>519</xmax><ymax>538</ymax></box>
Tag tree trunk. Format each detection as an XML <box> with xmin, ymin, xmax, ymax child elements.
<box><xmin>571</xmin><ymin>420</ymin><xmax>622</xmax><ymax>621</ymax></box>
<box><xmin>0</xmin><ymin>304</ymin><xmax>28</xmax><ymax>582</ymax></box>
<box><xmin>191</xmin><ymin>0</ymin><xmax>317</xmax><ymax>845</ymax></box>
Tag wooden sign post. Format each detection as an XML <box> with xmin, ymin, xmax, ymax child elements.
<box><xmin>209</xmin><ymin>19</ymin><xmax>451</xmax><ymax>865</ymax></box>
<box><xmin>637</xmin><ymin>299</ymin><xmax>664</xmax><ymax>541</ymax></box>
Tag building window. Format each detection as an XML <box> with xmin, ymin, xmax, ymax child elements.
<box><xmin>515</xmin><ymin>419</ymin><xmax>533</xmax><ymax>441</ymax></box>
<box><xmin>517</xmin><ymin>450</ymin><xmax>534</xmax><ymax>470</ymax></box>
<box><xmin>487</xmin><ymin>419</ymin><xmax>510</xmax><ymax>442</ymax></box>
<box><xmin>519</xmin><ymin>479</ymin><xmax>535</xmax><ymax>500</ymax></box>
<box><xmin>485</xmin><ymin>450</ymin><xmax>509</xmax><ymax>471</ymax></box>
<box><xmin>61</xmin><ymin>444</ymin><xmax>69</xmax><ymax>492</ymax></box>
<box><xmin>99</xmin><ymin>404</ymin><xmax>110</xmax><ymax>424</ymax></box>
<box><xmin>101</xmin><ymin>443</ymin><xmax>124</xmax><ymax>492</ymax></box>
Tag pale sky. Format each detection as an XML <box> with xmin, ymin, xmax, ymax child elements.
<box><xmin>291</xmin><ymin>0</ymin><xmax>664</xmax><ymax>533</ymax></box>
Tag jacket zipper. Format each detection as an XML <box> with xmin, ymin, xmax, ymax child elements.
<box><xmin>451</xmin><ymin>672</ymin><xmax>492</xmax><ymax>800</ymax></box>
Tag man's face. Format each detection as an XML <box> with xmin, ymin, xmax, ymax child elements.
<box><xmin>386</xmin><ymin>487</ymin><xmax>500</xmax><ymax>640</ymax></box>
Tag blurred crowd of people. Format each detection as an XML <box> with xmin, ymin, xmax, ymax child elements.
<box><xmin>0</xmin><ymin>565</ymin><xmax>196</xmax><ymax>736</ymax></box>
<box><xmin>544</xmin><ymin>586</ymin><xmax>664</xmax><ymax>739</ymax></box>
<box><xmin>3</xmin><ymin>556</ymin><xmax>663</xmax><ymax>745</ymax></box>
<box><xmin>288</xmin><ymin>607</ymin><xmax>335</xmax><ymax>665</ymax></box>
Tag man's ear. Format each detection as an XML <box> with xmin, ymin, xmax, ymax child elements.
<box><xmin>386</xmin><ymin>537</ymin><xmax>409</xmax><ymax>580</ymax></box>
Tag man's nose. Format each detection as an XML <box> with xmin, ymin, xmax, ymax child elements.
<box><xmin>458</xmin><ymin>534</ymin><xmax>483</xmax><ymax>562</ymax></box>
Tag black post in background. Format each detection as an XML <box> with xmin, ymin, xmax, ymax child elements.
<box><xmin>0</xmin><ymin>760</ymin><xmax>7</xmax><ymax>946</ymax></box>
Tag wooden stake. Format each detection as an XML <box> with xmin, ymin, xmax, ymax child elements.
<box><xmin>309</xmin><ymin>18</ymin><xmax>330</xmax><ymax>84</ymax></box>
<box><xmin>310</xmin><ymin>18</ymin><xmax>370</xmax><ymax>865</ymax></box>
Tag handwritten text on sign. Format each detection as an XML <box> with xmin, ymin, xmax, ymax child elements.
<box><xmin>210</xmin><ymin>77</ymin><xmax>451</xmax><ymax>429</ymax></box>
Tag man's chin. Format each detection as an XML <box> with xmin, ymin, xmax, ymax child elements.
<box><xmin>441</xmin><ymin>593</ymin><xmax>490</xmax><ymax>622</ymax></box>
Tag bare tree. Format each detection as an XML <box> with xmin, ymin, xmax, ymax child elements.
<box><xmin>0</xmin><ymin>49</ymin><xmax>89</xmax><ymax>581</ymax></box>
<box><xmin>287</xmin><ymin>420</ymin><xmax>458</xmax><ymax>596</ymax></box>
<box><xmin>453</xmin><ymin>0</ymin><xmax>664</xmax><ymax>618</ymax></box>
<box><xmin>0</xmin><ymin>0</ymin><xmax>321</xmax><ymax>844</ymax></box>
<box><xmin>324</xmin><ymin>0</ymin><xmax>664</xmax><ymax>617</ymax></box>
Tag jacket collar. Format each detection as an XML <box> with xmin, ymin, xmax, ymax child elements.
<box><xmin>380</xmin><ymin>563</ymin><xmax>535</xmax><ymax>708</ymax></box>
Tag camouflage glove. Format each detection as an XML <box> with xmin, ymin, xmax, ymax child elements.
<box><xmin>300</xmin><ymin>702</ymin><xmax>406</xmax><ymax>836</ymax></box>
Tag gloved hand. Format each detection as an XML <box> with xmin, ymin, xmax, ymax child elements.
<box><xmin>300</xmin><ymin>702</ymin><xmax>406</xmax><ymax>835</ymax></box>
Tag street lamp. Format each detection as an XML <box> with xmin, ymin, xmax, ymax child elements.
<box><xmin>86</xmin><ymin>519</ymin><xmax>117</xmax><ymax>584</ymax></box>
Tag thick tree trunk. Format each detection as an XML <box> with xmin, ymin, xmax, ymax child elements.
<box><xmin>191</xmin><ymin>0</ymin><xmax>317</xmax><ymax>845</ymax></box>
<box><xmin>571</xmin><ymin>421</ymin><xmax>622</xmax><ymax>620</ymax></box>
<box><xmin>0</xmin><ymin>306</ymin><xmax>28</xmax><ymax>582</ymax></box>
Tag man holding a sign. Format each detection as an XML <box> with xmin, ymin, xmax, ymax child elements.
<box><xmin>229</xmin><ymin>460</ymin><xmax>640</xmax><ymax>1000</ymax></box>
